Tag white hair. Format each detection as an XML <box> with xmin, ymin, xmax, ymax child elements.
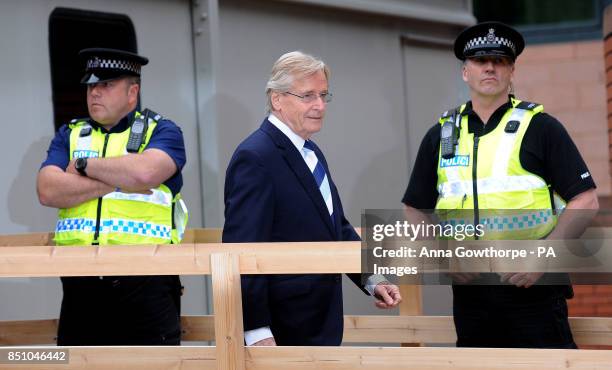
<box><xmin>265</xmin><ymin>51</ymin><xmax>330</xmax><ymax>112</ymax></box>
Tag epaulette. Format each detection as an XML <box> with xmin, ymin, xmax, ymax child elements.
<box><xmin>515</xmin><ymin>100</ymin><xmax>541</xmax><ymax>111</ymax></box>
<box><xmin>440</xmin><ymin>105</ymin><xmax>463</xmax><ymax>120</ymax></box>
<box><xmin>69</xmin><ymin>117</ymin><xmax>90</xmax><ymax>124</ymax></box>
<box><xmin>142</xmin><ymin>108</ymin><xmax>163</xmax><ymax>122</ymax></box>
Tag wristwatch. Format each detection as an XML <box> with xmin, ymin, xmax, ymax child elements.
<box><xmin>75</xmin><ymin>157</ymin><xmax>88</xmax><ymax>176</ymax></box>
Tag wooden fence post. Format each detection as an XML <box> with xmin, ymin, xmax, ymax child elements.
<box><xmin>400</xmin><ymin>285</ymin><xmax>423</xmax><ymax>347</ymax></box>
<box><xmin>211</xmin><ymin>253</ymin><xmax>245</xmax><ymax>370</ymax></box>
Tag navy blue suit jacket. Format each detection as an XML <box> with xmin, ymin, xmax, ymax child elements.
<box><xmin>222</xmin><ymin>118</ymin><xmax>364</xmax><ymax>345</ymax></box>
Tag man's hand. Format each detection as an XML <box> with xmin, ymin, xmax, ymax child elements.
<box><xmin>499</xmin><ymin>272</ymin><xmax>543</xmax><ymax>288</ymax></box>
<box><xmin>251</xmin><ymin>337</ymin><xmax>276</xmax><ymax>346</ymax></box>
<box><xmin>373</xmin><ymin>282</ymin><xmax>402</xmax><ymax>309</ymax></box>
<box><xmin>66</xmin><ymin>159</ymin><xmax>79</xmax><ymax>175</ymax></box>
<box><xmin>447</xmin><ymin>273</ymin><xmax>480</xmax><ymax>284</ymax></box>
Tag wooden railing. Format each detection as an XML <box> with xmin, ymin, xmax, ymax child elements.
<box><xmin>0</xmin><ymin>230</ymin><xmax>610</xmax><ymax>369</ymax></box>
<box><xmin>1</xmin><ymin>315</ymin><xmax>611</xmax><ymax>346</ymax></box>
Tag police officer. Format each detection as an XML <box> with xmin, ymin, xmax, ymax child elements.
<box><xmin>402</xmin><ymin>22</ymin><xmax>598</xmax><ymax>348</ymax></box>
<box><xmin>37</xmin><ymin>48</ymin><xmax>187</xmax><ymax>345</ymax></box>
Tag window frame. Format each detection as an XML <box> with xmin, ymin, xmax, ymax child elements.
<box><xmin>473</xmin><ymin>0</ymin><xmax>603</xmax><ymax>45</ymax></box>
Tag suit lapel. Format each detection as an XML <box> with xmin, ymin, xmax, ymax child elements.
<box><xmin>260</xmin><ymin>119</ymin><xmax>336</xmax><ymax>237</ymax></box>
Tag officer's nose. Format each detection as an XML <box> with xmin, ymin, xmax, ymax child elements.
<box><xmin>483</xmin><ymin>60</ymin><xmax>495</xmax><ymax>72</ymax></box>
<box><xmin>88</xmin><ymin>84</ymin><xmax>101</xmax><ymax>97</ymax></box>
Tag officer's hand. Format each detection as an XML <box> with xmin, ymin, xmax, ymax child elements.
<box><xmin>499</xmin><ymin>272</ymin><xmax>543</xmax><ymax>288</ymax></box>
<box><xmin>252</xmin><ymin>337</ymin><xmax>276</xmax><ymax>346</ymax></box>
<box><xmin>373</xmin><ymin>282</ymin><xmax>402</xmax><ymax>309</ymax></box>
<box><xmin>447</xmin><ymin>273</ymin><xmax>480</xmax><ymax>284</ymax></box>
<box><xmin>66</xmin><ymin>159</ymin><xmax>79</xmax><ymax>175</ymax></box>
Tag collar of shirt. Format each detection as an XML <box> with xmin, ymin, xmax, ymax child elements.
<box><xmin>90</xmin><ymin>110</ymin><xmax>136</xmax><ymax>134</ymax></box>
<box><xmin>268</xmin><ymin>113</ymin><xmax>307</xmax><ymax>155</ymax></box>
<box><xmin>462</xmin><ymin>97</ymin><xmax>513</xmax><ymax>137</ymax></box>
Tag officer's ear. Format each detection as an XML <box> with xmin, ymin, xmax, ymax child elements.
<box><xmin>126</xmin><ymin>80</ymin><xmax>140</xmax><ymax>104</ymax></box>
<box><xmin>461</xmin><ymin>61</ymin><xmax>468</xmax><ymax>82</ymax></box>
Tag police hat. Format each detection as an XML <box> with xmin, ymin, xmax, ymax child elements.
<box><xmin>454</xmin><ymin>21</ymin><xmax>524</xmax><ymax>61</ymax></box>
<box><xmin>79</xmin><ymin>48</ymin><xmax>149</xmax><ymax>84</ymax></box>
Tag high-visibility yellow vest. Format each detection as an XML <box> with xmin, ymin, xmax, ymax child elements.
<box><xmin>435</xmin><ymin>97</ymin><xmax>563</xmax><ymax>240</ymax></box>
<box><xmin>55</xmin><ymin>111</ymin><xmax>187</xmax><ymax>246</ymax></box>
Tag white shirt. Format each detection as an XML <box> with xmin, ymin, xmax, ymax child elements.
<box><xmin>268</xmin><ymin>113</ymin><xmax>306</xmax><ymax>153</ymax></box>
<box><xmin>243</xmin><ymin>114</ymin><xmax>386</xmax><ymax>345</ymax></box>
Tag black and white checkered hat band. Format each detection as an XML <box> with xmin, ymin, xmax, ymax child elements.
<box><xmin>86</xmin><ymin>58</ymin><xmax>141</xmax><ymax>74</ymax></box>
<box><xmin>463</xmin><ymin>36</ymin><xmax>516</xmax><ymax>54</ymax></box>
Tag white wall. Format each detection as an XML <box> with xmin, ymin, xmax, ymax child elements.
<box><xmin>213</xmin><ymin>0</ymin><xmax>471</xmax><ymax>319</ymax></box>
<box><xmin>0</xmin><ymin>0</ymin><xmax>207</xmax><ymax>320</ymax></box>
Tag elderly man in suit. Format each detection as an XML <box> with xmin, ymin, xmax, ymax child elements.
<box><xmin>223</xmin><ymin>51</ymin><xmax>401</xmax><ymax>346</ymax></box>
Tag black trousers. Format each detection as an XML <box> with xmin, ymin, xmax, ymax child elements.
<box><xmin>453</xmin><ymin>285</ymin><xmax>576</xmax><ymax>348</ymax></box>
<box><xmin>57</xmin><ymin>275</ymin><xmax>182</xmax><ymax>346</ymax></box>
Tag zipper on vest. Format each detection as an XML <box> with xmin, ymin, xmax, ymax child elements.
<box><xmin>92</xmin><ymin>133</ymin><xmax>110</xmax><ymax>245</ymax></box>
<box><xmin>472</xmin><ymin>136</ymin><xmax>480</xmax><ymax>240</ymax></box>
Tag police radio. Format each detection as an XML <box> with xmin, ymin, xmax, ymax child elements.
<box><xmin>441</xmin><ymin>111</ymin><xmax>460</xmax><ymax>159</ymax></box>
<box><xmin>126</xmin><ymin>110</ymin><xmax>150</xmax><ymax>153</ymax></box>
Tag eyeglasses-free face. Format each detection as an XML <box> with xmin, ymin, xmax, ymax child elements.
<box><xmin>463</xmin><ymin>55</ymin><xmax>514</xmax><ymax>99</ymax></box>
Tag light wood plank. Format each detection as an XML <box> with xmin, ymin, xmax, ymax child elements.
<box><xmin>343</xmin><ymin>315</ymin><xmax>455</xmax><ymax>344</ymax></box>
<box><xmin>399</xmin><ymin>286</ymin><xmax>422</xmax><ymax>316</ymax></box>
<box><xmin>184</xmin><ymin>228</ymin><xmax>223</xmax><ymax>243</ymax></box>
<box><xmin>398</xmin><ymin>285</ymin><xmax>422</xmax><ymax>347</ymax></box>
<box><xmin>0</xmin><ymin>319</ymin><xmax>57</xmax><ymax>345</ymax></box>
<box><xmin>211</xmin><ymin>253</ymin><xmax>245</xmax><ymax>370</ymax></box>
<box><xmin>0</xmin><ymin>232</ymin><xmax>53</xmax><ymax>246</ymax></box>
<box><xmin>0</xmin><ymin>346</ymin><xmax>216</xmax><ymax>370</ymax></box>
<box><xmin>570</xmin><ymin>316</ymin><xmax>612</xmax><ymax>346</ymax></box>
<box><xmin>0</xmin><ymin>346</ymin><xmax>610</xmax><ymax>370</ymax></box>
<box><xmin>2</xmin><ymin>316</ymin><xmax>611</xmax><ymax>346</ymax></box>
<box><xmin>245</xmin><ymin>346</ymin><xmax>612</xmax><ymax>370</ymax></box>
<box><xmin>181</xmin><ymin>315</ymin><xmax>216</xmax><ymax>342</ymax></box>
<box><xmin>0</xmin><ymin>242</ymin><xmax>362</xmax><ymax>277</ymax></box>
<box><xmin>1</xmin><ymin>237</ymin><xmax>612</xmax><ymax>277</ymax></box>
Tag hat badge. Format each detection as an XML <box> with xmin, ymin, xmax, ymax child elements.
<box><xmin>487</xmin><ymin>28</ymin><xmax>496</xmax><ymax>42</ymax></box>
<box><xmin>89</xmin><ymin>56</ymin><xmax>100</xmax><ymax>68</ymax></box>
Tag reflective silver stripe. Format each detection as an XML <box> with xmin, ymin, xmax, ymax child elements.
<box><xmin>75</xmin><ymin>124</ymin><xmax>93</xmax><ymax>152</ymax></box>
<box><xmin>438</xmin><ymin>175</ymin><xmax>547</xmax><ymax>198</ymax></box>
<box><xmin>492</xmin><ymin>108</ymin><xmax>528</xmax><ymax>178</ymax></box>
<box><xmin>103</xmin><ymin>188</ymin><xmax>172</xmax><ymax>208</ymax></box>
<box><xmin>553</xmin><ymin>193</ymin><xmax>567</xmax><ymax>214</ymax></box>
<box><xmin>444</xmin><ymin>163</ymin><xmax>462</xmax><ymax>185</ymax></box>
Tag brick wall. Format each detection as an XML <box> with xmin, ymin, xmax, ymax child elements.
<box><xmin>514</xmin><ymin>40</ymin><xmax>612</xmax><ymax>347</ymax></box>
<box><xmin>571</xmin><ymin>285</ymin><xmax>612</xmax><ymax>349</ymax></box>
<box><xmin>571</xmin><ymin>285</ymin><xmax>612</xmax><ymax>316</ymax></box>
<box><xmin>513</xmin><ymin>41</ymin><xmax>610</xmax><ymax>195</ymax></box>
<box><xmin>607</xmin><ymin>36</ymin><xmax>612</xmax><ymax>185</ymax></box>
